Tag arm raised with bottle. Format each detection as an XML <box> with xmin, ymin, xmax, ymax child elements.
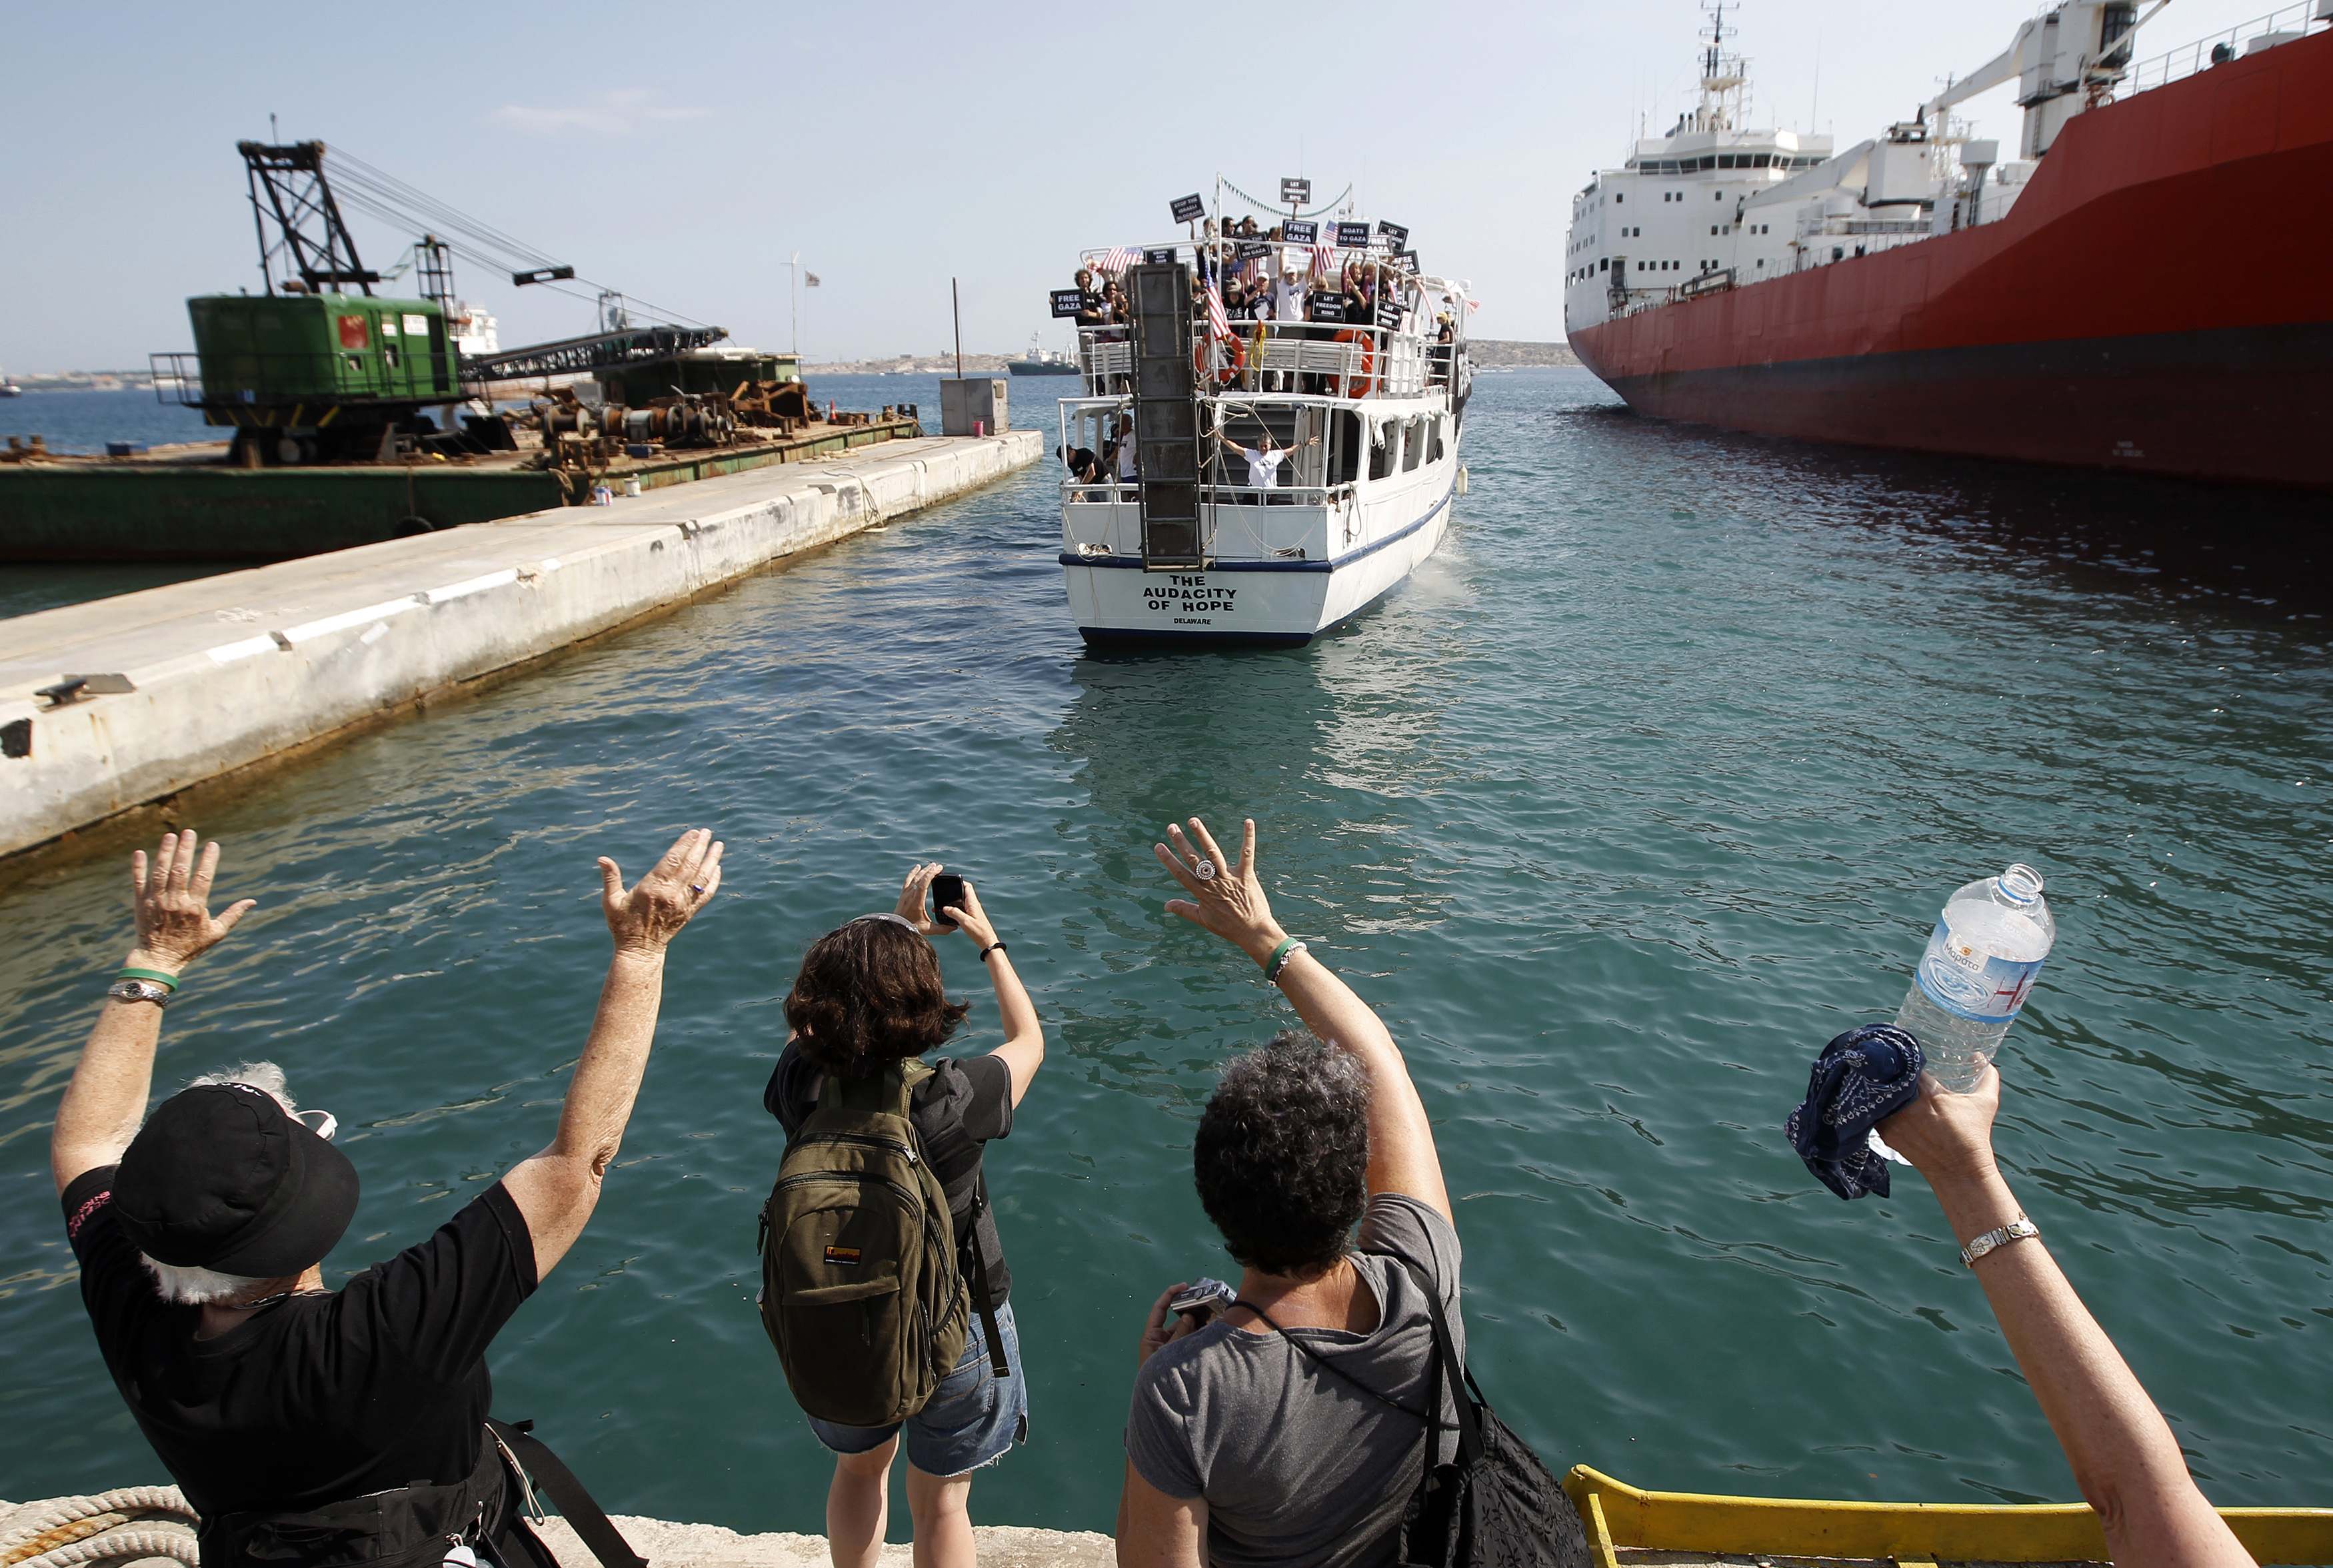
<box><xmin>1878</xmin><ymin>1070</ymin><xmax>2254</xmax><ymax>1568</ymax></box>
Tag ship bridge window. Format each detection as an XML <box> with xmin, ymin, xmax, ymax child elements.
<box><xmin>1720</xmin><ymin>155</ymin><xmax>1739</xmax><ymax>168</ymax></box>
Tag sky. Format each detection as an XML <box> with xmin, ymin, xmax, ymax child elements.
<box><xmin>0</xmin><ymin>0</ymin><xmax>2290</xmax><ymax>370</ymax></box>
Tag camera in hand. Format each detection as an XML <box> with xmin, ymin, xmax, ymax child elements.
<box><xmin>930</xmin><ymin>872</ymin><xmax>967</xmax><ymax>929</ymax></box>
<box><xmin>1169</xmin><ymin>1277</ymin><xmax>1237</xmax><ymax>1319</ymax></box>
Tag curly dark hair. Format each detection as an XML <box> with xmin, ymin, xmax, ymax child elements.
<box><xmin>785</xmin><ymin>918</ymin><xmax>969</xmax><ymax>1078</ymax></box>
<box><xmin>1194</xmin><ymin>1033</ymin><xmax>1370</xmax><ymax>1279</ymax></box>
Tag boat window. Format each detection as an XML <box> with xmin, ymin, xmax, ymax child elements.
<box><xmin>1370</xmin><ymin>421</ymin><xmax>1399</xmax><ymax>480</ymax></box>
<box><xmin>1614</xmin><ymin>193</ymin><xmax>1624</xmax><ymax>203</ymax></box>
<box><xmin>1719</xmin><ymin>155</ymin><xmax>1738</xmax><ymax>169</ymax></box>
<box><xmin>1402</xmin><ymin>420</ymin><xmax>1424</xmax><ymax>473</ymax></box>
<box><xmin>1428</xmin><ymin>416</ymin><xmax>1445</xmax><ymax>465</ymax></box>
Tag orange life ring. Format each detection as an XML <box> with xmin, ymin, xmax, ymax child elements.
<box><xmin>1333</xmin><ymin>329</ymin><xmax>1376</xmax><ymax>396</ymax></box>
<box><xmin>1194</xmin><ymin>335</ymin><xmax>1244</xmax><ymax>387</ymax></box>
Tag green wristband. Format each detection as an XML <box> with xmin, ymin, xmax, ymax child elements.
<box><xmin>115</xmin><ymin>967</ymin><xmax>180</xmax><ymax>992</ymax></box>
<box><xmin>1262</xmin><ymin>937</ymin><xmax>1306</xmax><ymax>982</ymax></box>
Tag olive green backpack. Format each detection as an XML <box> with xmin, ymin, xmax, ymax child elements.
<box><xmin>757</xmin><ymin>1060</ymin><xmax>1003</xmax><ymax>1426</ymax></box>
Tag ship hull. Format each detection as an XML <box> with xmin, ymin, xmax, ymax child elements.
<box><xmin>1571</xmin><ymin>29</ymin><xmax>2333</xmax><ymax>489</ymax></box>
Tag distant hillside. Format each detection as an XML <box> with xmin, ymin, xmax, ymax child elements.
<box><xmin>1466</xmin><ymin>339</ymin><xmax>1577</xmax><ymax>368</ymax></box>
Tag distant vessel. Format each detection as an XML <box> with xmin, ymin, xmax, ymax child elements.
<box><xmin>1009</xmin><ymin>334</ymin><xmax>1078</xmax><ymax>376</ymax></box>
<box><xmin>1059</xmin><ymin>190</ymin><xmax>1472</xmax><ymax>645</ymax></box>
<box><xmin>1562</xmin><ymin>2</ymin><xmax>2333</xmax><ymax>489</ymax></box>
<box><xmin>0</xmin><ymin>371</ymin><xmax>21</xmax><ymax>398</ymax></box>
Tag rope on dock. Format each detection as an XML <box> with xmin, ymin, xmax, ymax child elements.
<box><xmin>0</xmin><ymin>1489</ymin><xmax>200</xmax><ymax>1568</ymax></box>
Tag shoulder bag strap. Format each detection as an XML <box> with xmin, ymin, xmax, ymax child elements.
<box><xmin>1234</xmin><ymin>1296</ymin><xmax>1429</xmax><ymax>1422</ymax></box>
<box><xmin>486</xmin><ymin>1419</ymin><xmax>647</xmax><ymax>1568</ymax></box>
<box><xmin>1372</xmin><ymin>1247</ymin><xmax>1485</xmax><ymax>1469</ymax></box>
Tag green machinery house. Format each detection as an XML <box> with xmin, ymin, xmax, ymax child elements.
<box><xmin>165</xmin><ymin>294</ymin><xmax>460</xmax><ymax>461</ymax></box>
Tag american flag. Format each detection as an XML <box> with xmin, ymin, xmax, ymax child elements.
<box><xmin>1465</xmin><ymin>297</ymin><xmax>1480</xmax><ymax>313</ymax></box>
<box><xmin>1099</xmin><ymin>247</ymin><xmax>1141</xmax><ymax>277</ymax></box>
<box><xmin>1204</xmin><ymin>281</ymin><xmax>1232</xmax><ymax>341</ymax></box>
<box><xmin>1309</xmin><ymin>245</ymin><xmax>1334</xmax><ymax>279</ymax></box>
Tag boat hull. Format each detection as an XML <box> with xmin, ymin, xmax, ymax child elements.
<box><xmin>1064</xmin><ymin>483</ymin><xmax>1453</xmax><ymax>647</ymax></box>
<box><xmin>1570</xmin><ymin>28</ymin><xmax>2333</xmax><ymax>488</ymax></box>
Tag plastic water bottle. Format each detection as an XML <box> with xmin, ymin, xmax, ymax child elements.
<box><xmin>1894</xmin><ymin>864</ymin><xmax>2055</xmax><ymax>1093</ymax></box>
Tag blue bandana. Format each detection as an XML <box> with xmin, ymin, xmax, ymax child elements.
<box><xmin>1784</xmin><ymin>1024</ymin><xmax>1926</xmax><ymax>1200</ymax></box>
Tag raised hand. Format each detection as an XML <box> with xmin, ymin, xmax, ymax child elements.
<box><xmin>599</xmin><ymin>828</ymin><xmax>723</xmax><ymax>955</ymax></box>
<box><xmin>893</xmin><ymin>862</ymin><xmax>945</xmax><ymax>936</ymax></box>
<box><xmin>1155</xmin><ymin>816</ymin><xmax>1284</xmax><ymax>965</ymax></box>
<box><xmin>1876</xmin><ymin>1063</ymin><xmax>2004</xmax><ymax>1185</ymax></box>
<box><xmin>943</xmin><ymin>879</ymin><xmax>1000</xmax><ymax>950</ymax></box>
<box><xmin>129</xmin><ymin>829</ymin><xmax>257</xmax><ymax>974</ymax></box>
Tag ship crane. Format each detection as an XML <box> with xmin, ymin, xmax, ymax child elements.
<box><xmin>1918</xmin><ymin>0</ymin><xmax>2169</xmax><ymax>158</ymax></box>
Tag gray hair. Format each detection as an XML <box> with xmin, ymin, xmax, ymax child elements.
<box><xmin>138</xmin><ymin>1062</ymin><xmax>300</xmax><ymax>1306</ymax></box>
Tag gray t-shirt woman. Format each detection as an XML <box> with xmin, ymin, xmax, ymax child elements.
<box><xmin>1124</xmin><ymin>1194</ymin><xmax>1464</xmax><ymax>1567</ymax></box>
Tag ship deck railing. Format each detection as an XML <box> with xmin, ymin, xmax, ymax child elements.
<box><xmin>1077</xmin><ymin>322</ymin><xmax>1453</xmax><ymax>399</ymax></box>
<box><xmin>2120</xmin><ymin>0</ymin><xmax>2328</xmax><ymax>98</ymax></box>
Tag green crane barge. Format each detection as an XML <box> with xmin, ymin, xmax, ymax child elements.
<box><xmin>1</xmin><ymin>140</ymin><xmax>917</xmax><ymax>563</ymax></box>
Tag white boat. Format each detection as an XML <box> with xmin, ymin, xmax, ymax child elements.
<box><xmin>1057</xmin><ymin>205</ymin><xmax>1472</xmax><ymax>646</ymax></box>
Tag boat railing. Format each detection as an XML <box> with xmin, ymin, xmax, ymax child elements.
<box><xmin>1077</xmin><ymin>322</ymin><xmax>1444</xmax><ymax>400</ymax></box>
<box><xmin>2118</xmin><ymin>1</ymin><xmax>2327</xmax><ymax>98</ymax></box>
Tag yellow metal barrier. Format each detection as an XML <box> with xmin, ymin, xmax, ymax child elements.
<box><xmin>1561</xmin><ymin>1465</ymin><xmax>2333</xmax><ymax>1565</ymax></box>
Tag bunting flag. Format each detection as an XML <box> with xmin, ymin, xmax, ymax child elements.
<box><xmin>1465</xmin><ymin>297</ymin><xmax>1480</xmax><ymax>313</ymax></box>
<box><xmin>804</xmin><ymin>272</ymin><xmax>821</xmax><ymax>287</ymax></box>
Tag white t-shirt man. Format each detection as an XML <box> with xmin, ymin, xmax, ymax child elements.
<box><xmin>1240</xmin><ymin>444</ymin><xmax>1289</xmax><ymax>488</ymax></box>
<box><xmin>1117</xmin><ymin>431</ymin><xmax>1139</xmax><ymax>481</ymax></box>
<box><xmin>1270</xmin><ymin>276</ymin><xmax>1307</xmax><ymax>322</ymax></box>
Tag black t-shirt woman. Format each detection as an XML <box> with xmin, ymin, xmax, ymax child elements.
<box><xmin>765</xmin><ymin>865</ymin><xmax>1045</xmax><ymax>1561</ymax></box>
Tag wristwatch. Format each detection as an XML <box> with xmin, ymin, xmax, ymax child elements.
<box><xmin>1960</xmin><ymin>1214</ymin><xmax>2040</xmax><ymax>1268</ymax></box>
<box><xmin>107</xmin><ymin>978</ymin><xmax>173</xmax><ymax>1008</ymax></box>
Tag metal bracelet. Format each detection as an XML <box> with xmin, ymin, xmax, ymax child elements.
<box><xmin>1960</xmin><ymin>1215</ymin><xmax>2040</xmax><ymax>1268</ymax></box>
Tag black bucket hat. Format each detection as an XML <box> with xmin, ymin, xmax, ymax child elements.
<box><xmin>113</xmin><ymin>1082</ymin><xmax>360</xmax><ymax>1278</ymax></box>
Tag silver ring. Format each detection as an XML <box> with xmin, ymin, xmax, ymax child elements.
<box><xmin>1193</xmin><ymin>859</ymin><xmax>1217</xmax><ymax>882</ymax></box>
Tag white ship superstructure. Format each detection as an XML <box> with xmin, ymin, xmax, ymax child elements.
<box><xmin>1563</xmin><ymin>1</ymin><xmax>2188</xmax><ymax>339</ymax></box>
<box><xmin>1058</xmin><ymin>195</ymin><xmax>1471</xmax><ymax>646</ymax></box>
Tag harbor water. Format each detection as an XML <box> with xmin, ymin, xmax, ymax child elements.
<box><xmin>1</xmin><ymin>370</ymin><xmax>2327</xmax><ymax>1533</ymax></box>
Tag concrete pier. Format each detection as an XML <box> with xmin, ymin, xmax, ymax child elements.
<box><xmin>0</xmin><ymin>431</ymin><xmax>1041</xmax><ymax>860</ymax></box>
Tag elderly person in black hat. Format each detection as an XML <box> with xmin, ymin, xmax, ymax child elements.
<box><xmin>51</xmin><ymin>825</ymin><xmax>721</xmax><ymax>1565</ymax></box>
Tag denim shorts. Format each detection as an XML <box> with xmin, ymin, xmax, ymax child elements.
<box><xmin>805</xmin><ymin>1299</ymin><xmax>1027</xmax><ymax>1477</ymax></box>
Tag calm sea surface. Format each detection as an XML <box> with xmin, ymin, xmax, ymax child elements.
<box><xmin>1</xmin><ymin>370</ymin><xmax>2327</xmax><ymax>1533</ymax></box>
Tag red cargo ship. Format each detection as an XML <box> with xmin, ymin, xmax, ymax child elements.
<box><xmin>1562</xmin><ymin>2</ymin><xmax>2333</xmax><ymax>489</ymax></box>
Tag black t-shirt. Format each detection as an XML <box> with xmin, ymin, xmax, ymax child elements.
<box><xmin>765</xmin><ymin>1044</ymin><xmax>1016</xmax><ymax>1303</ymax></box>
<box><xmin>61</xmin><ymin>1167</ymin><xmax>537</xmax><ymax>1519</ymax></box>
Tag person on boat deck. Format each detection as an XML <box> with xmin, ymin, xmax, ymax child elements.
<box><xmin>765</xmin><ymin>866</ymin><xmax>1046</xmax><ymax>1568</ymax></box>
<box><xmin>1110</xmin><ymin>416</ymin><xmax>1139</xmax><ymax>484</ymax></box>
<box><xmin>1073</xmin><ymin>268</ymin><xmax>1107</xmax><ymax>327</ymax></box>
<box><xmin>1103</xmin><ymin>280</ymin><xmax>1131</xmax><ymax>325</ymax></box>
<box><xmin>1215</xmin><ymin>427</ymin><xmax>1316</xmax><ymax>494</ymax></box>
<box><xmin>1875</xmin><ymin>1069</ymin><xmax>2260</xmax><ymax>1568</ymax></box>
<box><xmin>1269</xmin><ymin>263</ymin><xmax>1308</xmax><ymax>324</ymax></box>
<box><xmin>1116</xmin><ymin>817</ymin><xmax>1464</xmax><ymax>1568</ymax></box>
<box><xmin>51</xmin><ymin>826</ymin><xmax>721</xmax><ymax>1566</ymax></box>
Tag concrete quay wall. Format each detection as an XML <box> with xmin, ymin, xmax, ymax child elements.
<box><xmin>0</xmin><ymin>432</ymin><xmax>1041</xmax><ymax>860</ymax></box>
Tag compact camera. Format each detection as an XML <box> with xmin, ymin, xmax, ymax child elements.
<box><xmin>1167</xmin><ymin>1277</ymin><xmax>1237</xmax><ymax>1319</ymax></box>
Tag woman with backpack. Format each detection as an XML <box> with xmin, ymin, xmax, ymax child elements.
<box><xmin>762</xmin><ymin>864</ymin><xmax>1044</xmax><ymax>1568</ymax></box>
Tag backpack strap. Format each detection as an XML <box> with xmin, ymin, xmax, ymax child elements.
<box><xmin>823</xmin><ymin>1061</ymin><xmax>918</xmax><ymax>1120</ymax></box>
<box><xmin>485</xmin><ymin>1419</ymin><xmax>647</xmax><ymax>1568</ymax></box>
<box><xmin>962</xmin><ymin>1183</ymin><xmax>1011</xmax><ymax>1380</ymax></box>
